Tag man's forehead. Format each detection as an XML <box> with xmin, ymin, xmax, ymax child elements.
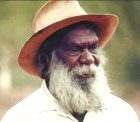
<box><xmin>66</xmin><ymin>34</ymin><xmax>99</xmax><ymax>45</ymax></box>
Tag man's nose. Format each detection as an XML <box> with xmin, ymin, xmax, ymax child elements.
<box><xmin>79</xmin><ymin>49</ymin><xmax>100</xmax><ymax>66</ymax></box>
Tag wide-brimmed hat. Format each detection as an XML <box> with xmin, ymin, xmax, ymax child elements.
<box><xmin>18</xmin><ymin>0</ymin><xmax>119</xmax><ymax>77</ymax></box>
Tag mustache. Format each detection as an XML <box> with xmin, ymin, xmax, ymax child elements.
<box><xmin>71</xmin><ymin>64</ymin><xmax>97</xmax><ymax>76</ymax></box>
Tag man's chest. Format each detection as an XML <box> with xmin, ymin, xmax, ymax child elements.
<box><xmin>31</xmin><ymin>110</ymin><xmax>129</xmax><ymax>122</ymax></box>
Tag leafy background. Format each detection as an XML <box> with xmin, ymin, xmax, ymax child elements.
<box><xmin>0</xmin><ymin>1</ymin><xmax>140</xmax><ymax>120</ymax></box>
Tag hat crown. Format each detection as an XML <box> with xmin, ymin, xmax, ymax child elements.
<box><xmin>33</xmin><ymin>0</ymin><xmax>87</xmax><ymax>33</ymax></box>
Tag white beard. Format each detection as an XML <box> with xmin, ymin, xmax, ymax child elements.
<box><xmin>48</xmin><ymin>52</ymin><xmax>111</xmax><ymax>114</ymax></box>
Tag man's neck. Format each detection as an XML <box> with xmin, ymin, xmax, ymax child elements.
<box><xmin>72</xmin><ymin>111</ymin><xmax>87</xmax><ymax>122</ymax></box>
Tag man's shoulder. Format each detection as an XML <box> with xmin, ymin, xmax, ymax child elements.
<box><xmin>106</xmin><ymin>94</ymin><xmax>139</xmax><ymax>122</ymax></box>
<box><xmin>1</xmin><ymin>86</ymin><xmax>55</xmax><ymax>122</ymax></box>
<box><xmin>109</xmin><ymin>94</ymin><xmax>135</xmax><ymax>110</ymax></box>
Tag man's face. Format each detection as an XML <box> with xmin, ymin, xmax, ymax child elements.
<box><xmin>56</xmin><ymin>25</ymin><xmax>100</xmax><ymax>81</ymax></box>
<box><xmin>48</xmin><ymin>25</ymin><xmax>110</xmax><ymax>113</ymax></box>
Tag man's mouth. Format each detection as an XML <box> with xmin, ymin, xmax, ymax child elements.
<box><xmin>76</xmin><ymin>74</ymin><xmax>94</xmax><ymax>80</ymax></box>
<box><xmin>74</xmin><ymin>74</ymin><xmax>94</xmax><ymax>85</ymax></box>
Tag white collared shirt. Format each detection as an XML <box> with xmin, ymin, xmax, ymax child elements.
<box><xmin>1</xmin><ymin>81</ymin><xmax>139</xmax><ymax>122</ymax></box>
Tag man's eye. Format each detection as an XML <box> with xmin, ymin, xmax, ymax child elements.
<box><xmin>89</xmin><ymin>45</ymin><xmax>97</xmax><ymax>49</ymax></box>
<box><xmin>64</xmin><ymin>47</ymin><xmax>80</xmax><ymax>56</ymax></box>
<box><xmin>68</xmin><ymin>48</ymin><xmax>79</xmax><ymax>52</ymax></box>
<box><xmin>89</xmin><ymin>45</ymin><xmax>99</xmax><ymax>53</ymax></box>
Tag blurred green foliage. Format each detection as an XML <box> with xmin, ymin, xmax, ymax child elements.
<box><xmin>0</xmin><ymin>1</ymin><xmax>140</xmax><ymax>91</ymax></box>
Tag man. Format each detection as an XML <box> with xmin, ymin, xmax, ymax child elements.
<box><xmin>1</xmin><ymin>1</ymin><xmax>139</xmax><ymax>122</ymax></box>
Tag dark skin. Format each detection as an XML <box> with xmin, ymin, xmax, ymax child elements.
<box><xmin>56</xmin><ymin>25</ymin><xmax>100</xmax><ymax>68</ymax></box>
<box><xmin>55</xmin><ymin>25</ymin><xmax>101</xmax><ymax>122</ymax></box>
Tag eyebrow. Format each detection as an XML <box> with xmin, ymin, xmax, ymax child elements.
<box><xmin>65</xmin><ymin>40</ymin><xmax>99</xmax><ymax>48</ymax></box>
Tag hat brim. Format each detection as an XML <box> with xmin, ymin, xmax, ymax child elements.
<box><xmin>18</xmin><ymin>14</ymin><xmax>119</xmax><ymax>76</ymax></box>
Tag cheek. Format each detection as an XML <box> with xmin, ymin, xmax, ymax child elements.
<box><xmin>65</xmin><ymin>57</ymin><xmax>79</xmax><ymax>67</ymax></box>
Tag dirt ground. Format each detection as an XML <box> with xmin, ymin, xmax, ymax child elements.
<box><xmin>0</xmin><ymin>84</ymin><xmax>140</xmax><ymax>121</ymax></box>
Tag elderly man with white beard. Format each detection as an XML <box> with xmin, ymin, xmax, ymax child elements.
<box><xmin>37</xmin><ymin>22</ymin><xmax>111</xmax><ymax>115</ymax></box>
<box><xmin>1</xmin><ymin>1</ymin><xmax>139</xmax><ymax>122</ymax></box>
